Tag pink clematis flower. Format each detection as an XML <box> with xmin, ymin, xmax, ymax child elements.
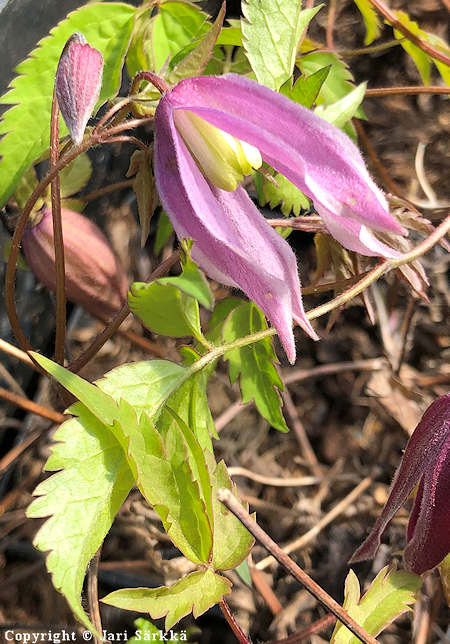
<box><xmin>55</xmin><ymin>33</ymin><xmax>103</xmax><ymax>145</ymax></box>
<box><xmin>153</xmin><ymin>73</ymin><xmax>405</xmax><ymax>362</ymax></box>
<box><xmin>350</xmin><ymin>394</ymin><xmax>450</xmax><ymax>574</ymax></box>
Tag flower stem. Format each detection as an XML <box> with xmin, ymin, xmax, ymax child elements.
<box><xmin>50</xmin><ymin>86</ymin><xmax>66</xmax><ymax>365</ymax></box>
<box><xmin>219</xmin><ymin>599</ymin><xmax>252</xmax><ymax>644</ymax></box>
<box><xmin>217</xmin><ymin>488</ymin><xmax>379</xmax><ymax>644</ymax></box>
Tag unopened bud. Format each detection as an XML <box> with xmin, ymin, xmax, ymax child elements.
<box><xmin>22</xmin><ymin>207</ymin><xmax>128</xmax><ymax>319</ymax></box>
<box><xmin>55</xmin><ymin>33</ymin><xmax>104</xmax><ymax>145</ymax></box>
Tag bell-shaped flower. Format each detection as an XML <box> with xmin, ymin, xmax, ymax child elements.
<box><xmin>350</xmin><ymin>394</ymin><xmax>450</xmax><ymax>574</ymax></box>
<box><xmin>153</xmin><ymin>73</ymin><xmax>404</xmax><ymax>362</ymax></box>
<box><xmin>55</xmin><ymin>33</ymin><xmax>104</xmax><ymax>145</ymax></box>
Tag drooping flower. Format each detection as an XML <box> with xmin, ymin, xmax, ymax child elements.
<box><xmin>22</xmin><ymin>207</ymin><xmax>128</xmax><ymax>319</ymax></box>
<box><xmin>55</xmin><ymin>33</ymin><xmax>103</xmax><ymax>145</ymax></box>
<box><xmin>153</xmin><ymin>73</ymin><xmax>405</xmax><ymax>362</ymax></box>
<box><xmin>350</xmin><ymin>394</ymin><xmax>450</xmax><ymax>574</ymax></box>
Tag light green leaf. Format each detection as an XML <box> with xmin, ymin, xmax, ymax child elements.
<box><xmin>391</xmin><ymin>11</ymin><xmax>450</xmax><ymax>85</ymax></box>
<box><xmin>169</xmin><ymin>3</ymin><xmax>225</xmax><ymax>82</ymax></box>
<box><xmin>242</xmin><ymin>1</ymin><xmax>322</xmax><ymax>90</ymax></box>
<box><xmin>254</xmin><ymin>164</ymin><xmax>310</xmax><ymax>217</ymax></box>
<box><xmin>353</xmin><ymin>0</ymin><xmax>382</xmax><ymax>45</ymax></box>
<box><xmin>391</xmin><ymin>11</ymin><xmax>431</xmax><ymax>84</ymax></box>
<box><xmin>216</xmin><ymin>26</ymin><xmax>243</xmax><ymax>46</ymax></box>
<box><xmin>206</xmin><ymin>297</ymin><xmax>244</xmax><ymax>346</ymax></box>
<box><xmin>127</xmin><ymin>618</ymin><xmax>161</xmax><ymax>642</ymax></box>
<box><xmin>129</xmin><ymin>281</ymin><xmax>202</xmax><ymax>340</ymax></box>
<box><xmin>0</xmin><ymin>3</ymin><xmax>135</xmax><ymax>208</ymax></box>
<box><xmin>280</xmin><ymin>65</ymin><xmax>331</xmax><ymax>108</ymax></box>
<box><xmin>223</xmin><ymin>302</ymin><xmax>288</xmax><ymax>432</ymax></box>
<box><xmin>330</xmin><ymin>566</ymin><xmax>421</xmax><ymax>643</ymax></box>
<box><xmin>97</xmin><ymin>360</ymin><xmax>187</xmax><ymax>419</ymax></box>
<box><xmin>150</xmin><ymin>1</ymin><xmax>209</xmax><ymax>72</ymax></box>
<box><xmin>315</xmin><ymin>82</ymin><xmax>366</xmax><ymax>128</ymax></box>
<box><xmin>27</xmin><ymin>404</ymin><xmax>134</xmax><ymax>634</ymax></box>
<box><xmin>176</xmin><ymin>252</ymin><xmax>214</xmax><ymax>310</ymax></box>
<box><xmin>102</xmin><ymin>569</ymin><xmax>231</xmax><ymax>631</ymax></box>
<box><xmin>211</xmin><ymin>460</ymin><xmax>254</xmax><ymax>570</ymax></box>
<box><xmin>297</xmin><ymin>51</ymin><xmax>364</xmax><ymax>118</ymax></box>
<box><xmin>159</xmin><ymin>370</ymin><xmax>217</xmax><ymax>452</ymax></box>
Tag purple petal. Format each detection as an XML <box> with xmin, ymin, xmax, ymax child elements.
<box><xmin>55</xmin><ymin>33</ymin><xmax>103</xmax><ymax>145</ymax></box>
<box><xmin>154</xmin><ymin>96</ymin><xmax>318</xmax><ymax>363</ymax></box>
<box><xmin>404</xmin><ymin>433</ymin><xmax>450</xmax><ymax>573</ymax></box>
<box><xmin>350</xmin><ymin>394</ymin><xmax>450</xmax><ymax>567</ymax></box>
<box><xmin>164</xmin><ymin>74</ymin><xmax>405</xmax><ymax>249</ymax></box>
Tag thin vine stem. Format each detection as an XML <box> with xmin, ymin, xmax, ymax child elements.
<box><xmin>366</xmin><ymin>0</ymin><xmax>450</xmax><ymax>66</ymax></box>
<box><xmin>220</xmin><ymin>599</ymin><xmax>251</xmax><ymax>644</ymax></box>
<box><xmin>217</xmin><ymin>488</ymin><xmax>378</xmax><ymax>644</ymax></box>
<box><xmin>50</xmin><ymin>86</ymin><xmax>66</xmax><ymax>364</ymax></box>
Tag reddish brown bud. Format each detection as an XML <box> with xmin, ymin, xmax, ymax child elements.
<box><xmin>22</xmin><ymin>207</ymin><xmax>128</xmax><ymax>319</ymax></box>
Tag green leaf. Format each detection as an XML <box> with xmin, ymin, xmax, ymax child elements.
<box><xmin>330</xmin><ymin>566</ymin><xmax>421</xmax><ymax>643</ymax></box>
<box><xmin>27</xmin><ymin>404</ymin><xmax>134</xmax><ymax>634</ymax></box>
<box><xmin>390</xmin><ymin>11</ymin><xmax>450</xmax><ymax>85</ymax></box>
<box><xmin>242</xmin><ymin>1</ymin><xmax>322</xmax><ymax>90</ymax></box>
<box><xmin>96</xmin><ymin>360</ymin><xmax>187</xmax><ymax>419</ymax></box>
<box><xmin>211</xmin><ymin>460</ymin><xmax>254</xmax><ymax>570</ymax></box>
<box><xmin>353</xmin><ymin>0</ymin><xmax>382</xmax><ymax>45</ymax></box>
<box><xmin>438</xmin><ymin>553</ymin><xmax>450</xmax><ymax>606</ymax></box>
<box><xmin>280</xmin><ymin>65</ymin><xmax>331</xmax><ymax>108</ymax></box>
<box><xmin>391</xmin><ymin>11</ymin><xmax>431</xmax><ymax>84</ymax></box>
<box><xmin>102</xmin><ymin>569</ymin><xmax>231</xmax><ymax>630</ymax></box>
<box><xmin>177</xmin><ymin>252</ymin><xmax>214</xmax><ymax>310</ymax></box>
<box><xmin>149</xmin><ymin>1</ymin><xmax>209</xmax><ymax>72</ymax></box>
<box><xmin>159</xmin><ymin>370</ymin><xmax>217</xmax><ymax>452</ymax></box>
<box><xmin>254</xmin><ymin>164</ymin><xmax>310</xmax><ymax>217</ymax></box>
<box><xmin>0</xmin><ymin>3</ymin><xmax>135</xmax><ymax>208</ymax></box>
<box><xmin>127</xmin><ymin>618</ymin><xmax>161</xmax><ymax>642</ymax></box>
<box><xmin>206</xmin><ymin>297</ymin><xmax>244</xmax><ymax>346</ymax></box>
<box><xmin>223</xmin><ymin>302</ymin><xmax>288</xmax><ymax>432</ymax></box>
<box><xmin>29</xmin><ymin>354</ymin><xmax>213</xmax><ymax>564</ymax></box>
<box><xmin>169</xmin><ymin>3</ymin><xmax>225</xmax><ymax>82</ymax></box>
<box><xmin>315</xmin><ymin>82</ymin><xmax>366</xmax><ymax>128</ymax></box>
<box><xmin>129</xmin><ymin>281</ymin><xmax>202</xmax><ymax>340</ymax></box>
<box><xmin>297</xmin><ymin>51</ymin><xmax>364</xmax><ymax>118</ymax></box>
<box><xmin>154</xmin><ymin>210</ymin><xmax>174</xmax><ymax>255</ymax></box>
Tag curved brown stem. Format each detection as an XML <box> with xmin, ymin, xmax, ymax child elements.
<box><xmin>366</xmin><ymin>0</ymin><xmax>450</xmax><ymax>66</ymax></box>
<box><xmin>220</xmin><ymin>599</ymin><xmax>252</xmax><ymax>644</ymax></box>
<box><xmin>50</xmin><ymin>87</ymin><xmax>66</xmax><ymax>365</ymax></box>
<box><xmin>366</xmin><ymin>85</ymin><xmax>450</xmax><ymax>97</ymax></box>
<box><xmin>68</xmin><ymin>251</ymin><xmax>180</xmax><ymax>373</ymax></box>
<box><xmin>217</xmin><ymin>489</ymin><xmax>379</xmax><ymax>644</ymax></box>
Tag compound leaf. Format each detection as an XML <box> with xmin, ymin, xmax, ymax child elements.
<box><xmin>330</xmin><ymin>566</ymin><xmax>421</xmax><ymax>643</ymax></box>
<box><xmin>223</xmin><ymin>302</ymin><xmax>288</xmax><ymax>432</ymax></box>
<box><xmin>27</xmin><ymin>404</ymin><xmax>134</xmax><ymax>633</ymax></box>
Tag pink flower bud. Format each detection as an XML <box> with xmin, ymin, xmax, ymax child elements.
<box><xmin>22</xmin><ymin>207</ymin><xmax>128</xmax><ymax>319</ymax></box>
<box><xmin>55</xmin><ymin>33</ymin><xmax>104</xmax><ymax>145</ymax></box>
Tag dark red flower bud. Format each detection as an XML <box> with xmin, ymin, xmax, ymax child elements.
<box><xmin>350</xmin><ymin>394</ymin><xmax>450</xmax><ymax>574</ymax></box>
<box><xmin>22</xmin><ymin>207</ymin><xmax>128</xmax><ymax>319</ymax></box>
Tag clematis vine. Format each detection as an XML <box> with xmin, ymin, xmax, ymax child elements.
<box><xmin>150</xmin><ymin>73</ymin><xmax>405</xmax><ymax>362</ymax></box>
<box><xmin>350</xmin><ymin>394</ymin><xmax>450</xmax><ymax>574</ymax></box>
